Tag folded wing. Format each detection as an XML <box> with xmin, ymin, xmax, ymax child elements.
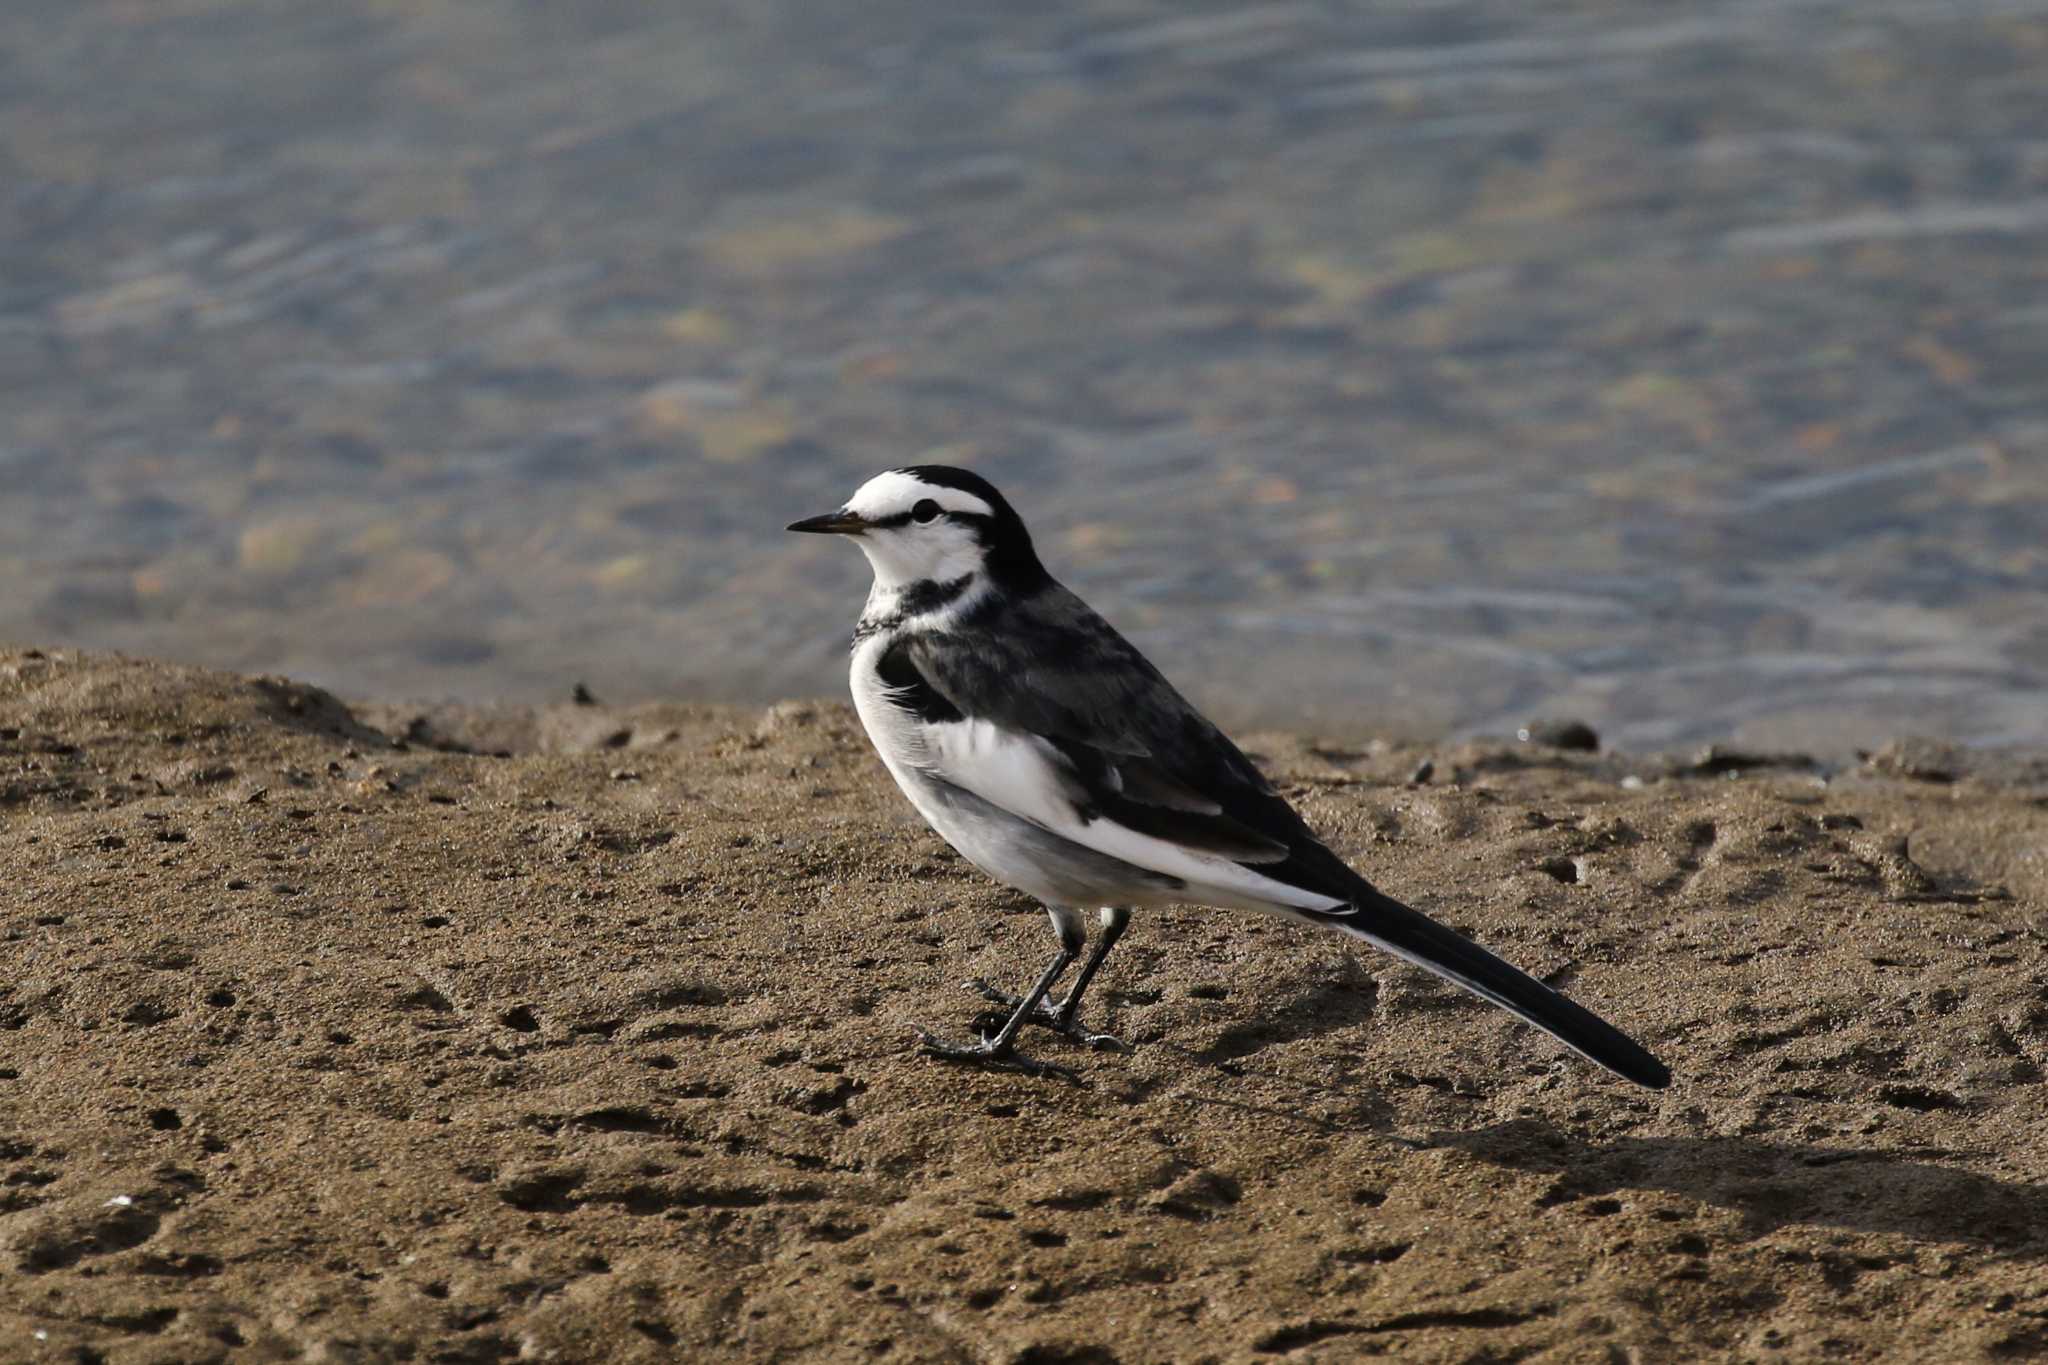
<box><xmin>901</xmin><ymin>591</ymin><xmax>1355</xmax><ymax>911</ymax></box>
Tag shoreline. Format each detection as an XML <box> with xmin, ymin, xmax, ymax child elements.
<box><xmin>3</xmin><ymin>645</ymin><xmax>2045</xmax><ymax>1360</ymax></box>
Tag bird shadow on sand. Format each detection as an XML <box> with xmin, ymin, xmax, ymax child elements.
<box><xmin>1430</xmin><ymin>1116</ymin><xmax>2048</xmax><ymax>1258</ymax></box>
<box><xmin>1140</xmin><ymin>975</ymin><xmax>1403</xmax><ymax>1131</ymax></box>
<box><xmin>1184</xmin><ymin>975</ymin><xmax>1384</xmax><ymax>1068</ymax></box>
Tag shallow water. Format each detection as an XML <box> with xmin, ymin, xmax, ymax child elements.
<box><xmin>3</xmin><ymin>0</ymin><xmax>2046</xmax><ymax>751</ymax></box>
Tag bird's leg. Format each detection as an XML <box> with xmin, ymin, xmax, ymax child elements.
<box><xmin>1049</xmin><ymin>907</ymin><xmax>1130</xmax><ymax>1044</ymax></box>
<box><xmin>968</xmin><ymin>907</ymin><xmax>1131</xmax><ymax>1051</ymax></box>
<box><xmin>919</xmin><ymin>941</ymin><xmax>1078</xmax><ymax>1077</ymax></box>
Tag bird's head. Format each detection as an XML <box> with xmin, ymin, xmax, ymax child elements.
<box><xmin>788</xmin><ymin>465</ymin><xmax>1048</xmax><ymax>594</ymax></box>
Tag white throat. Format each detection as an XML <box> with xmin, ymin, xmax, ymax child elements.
<box><xmin>851</xmin><ymin>527</ymin><xmax>984</xmax><ymax>595</ymax></box>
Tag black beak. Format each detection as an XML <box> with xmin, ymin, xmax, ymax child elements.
<box><xmin>786</xmin><ymin>509</ymin><xmax>869</xmax><ymax>535</ymax></box>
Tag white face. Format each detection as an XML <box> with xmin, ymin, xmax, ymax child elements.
<box><xmin>840</xmin><ymin>471</ymin><xmax>996</xmax><ymax>590</ymax></box>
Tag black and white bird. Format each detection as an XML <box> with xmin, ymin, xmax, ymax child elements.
<box><xmin>789</xmin><ymin>466</ymin><xmax>1670</xmax><ymax>1089</ymax></box>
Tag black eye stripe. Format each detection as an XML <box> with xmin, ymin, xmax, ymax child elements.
<box><xmin>865</xmin><ymin>501</ymin><xmax>1000</xmax><ymax>532</ymax></box>
<box><xmin>870</xmin><ymin>500</ymin><xmax>976</xmax><ymax>529</ymax></box>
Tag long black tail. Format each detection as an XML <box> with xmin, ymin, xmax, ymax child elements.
<box><xmin>1317</xmin><ymin>882</ymin><xmax>1670</xmax><ymax>1090</ymax></box>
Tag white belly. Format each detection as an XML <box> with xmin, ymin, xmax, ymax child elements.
<box><xmin>849</xmin><ymin>636</ymin><xmax>1071</xmax><ymax>901</ymax></box>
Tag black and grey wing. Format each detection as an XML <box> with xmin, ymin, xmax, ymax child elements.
<box><xmin>904</xmin><ymin>586</ymin><xmax>1324</xmax><ymax>875</ymax></box>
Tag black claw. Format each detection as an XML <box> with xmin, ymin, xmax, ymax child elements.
<box><xmin>964</xmin><ymin>978</ymin><xmax>1022</xmax><ymax>1009</ymax></box>
<box><xmin>914</xmin><ymin>1028</ymin><xmax>1078</xmax><ymax>1080</ymax></box>
<box><xmin>960</xmin><ymin>980</ymin><xmax>1129</xmax><ymax>1052</ymax></box>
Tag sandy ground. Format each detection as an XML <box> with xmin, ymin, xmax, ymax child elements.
<box><xmin>2</xmin><ymin>645</ymin><xmax>2046</xmax><ymax>1363</ymax></box>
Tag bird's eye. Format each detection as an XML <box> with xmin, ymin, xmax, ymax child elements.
<box><xmin>911</xmin><ymin>499</ymin><xmax>942</xmax><ymax>523</ymax></box>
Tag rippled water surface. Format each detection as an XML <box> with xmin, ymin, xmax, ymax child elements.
<box><xmin>4</xmin><ymin>0</ymin><xmax>2047</xmax><ymax>750</ymax></box>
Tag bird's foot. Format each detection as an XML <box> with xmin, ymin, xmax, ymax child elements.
<box><xmin>914</xmin><ymin>1027</ymin><xmax>1078</xmax><ymax>1080</ymax></box>
<box><xmin>963</xmin><ymin>979</ymin><xmax>1131</xmax><ymax>1053</ymax></box>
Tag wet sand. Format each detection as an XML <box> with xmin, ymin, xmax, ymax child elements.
<box><xmin>2</xmin><ymin>645</ymin><xmax>2046</xmax><ymax>1361</ymax></box>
